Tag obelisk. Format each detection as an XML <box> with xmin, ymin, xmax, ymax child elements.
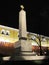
<box><xmin>19</xmin><ymin>5</ymin><xmax>32</xmax><ymax>52</ymax></box>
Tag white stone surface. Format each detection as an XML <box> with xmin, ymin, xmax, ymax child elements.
<box><xmin>19</xmin><ymin>7</ymin><xmax>32</xmax><ymax>51</ymax></box>
<box><xmin>2</xmin><ymin>56</ymin><xmax>49</xmax><ymax>60</ymax></box>
<box><xmin>2</xmin><ymin>56</ymin><xmax>11</xmax><ymax>61</ymax></box>
<box><xmin>19</xmin><ymin>9</ymin><xmax>27</xmax><ymax>37</ymax></box>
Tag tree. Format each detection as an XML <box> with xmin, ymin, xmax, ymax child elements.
<box><xmin>27</xmin><ymin>33</ymin><xmax>42</xmax><ymax>55</ymax></box>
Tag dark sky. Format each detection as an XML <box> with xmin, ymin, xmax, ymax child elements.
<box><xmin>0</xmin><ymin>0</ymin><xmax>49</xmax><ymax>36</ymax></box>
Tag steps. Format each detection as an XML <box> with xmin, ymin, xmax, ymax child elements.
<box><xmin>2</xmin><ymin>56</ymin><xmax>49</xmax><ymax>61</ymax></box>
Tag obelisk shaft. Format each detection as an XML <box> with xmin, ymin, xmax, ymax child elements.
<box><xmin>19</xmin><ymin>5</ymin><xmax>32</xmax><ymax>52</ymax></box>
<box><xmin>19</xmin><ymin>9</ymin><xmax>27</xmax><ymax>38</ymax></box>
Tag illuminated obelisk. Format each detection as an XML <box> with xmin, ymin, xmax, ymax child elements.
<box><xmin>19</xmin><ymin>5</ymin><xmax>32</xmax><ymax>52</ymax></box>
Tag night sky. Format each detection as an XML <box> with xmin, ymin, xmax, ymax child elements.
<box><xmin>0</xmin><ymin>0</ymin><xmax>49</xmax><ymax>36</ymax></box>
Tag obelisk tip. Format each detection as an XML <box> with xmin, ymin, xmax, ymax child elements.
<box><xmin>20</xmin><ymin>5</ymin><xmax>24</xmax><ymax>10</ymax></box>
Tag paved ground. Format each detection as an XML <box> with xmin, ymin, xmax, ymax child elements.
<box><xmin>0</xmin><ymin>55</ymin><xmax>49</xmax><ymax>64</ymax></box>
<box><xmin>0</xmin><ymin>51</ymin><xmax>49</xmax><ymax>64</ymax></box>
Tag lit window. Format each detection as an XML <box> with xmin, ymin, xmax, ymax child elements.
<box><xmin>42</xmin><ymin>38</ymin><xmax>46</xmax><ymax>42</ymax></box>
<box><xmin>6</xmin><ymin>30</ymin><xmax>10</xmax><ymax>35</ymax></box>
<box><xmin>31</xmin><ymin>36</ymin><xmax>36</xmax><ymax>40</ymax></box>
<box><xmin>1</xmin><ymin>29</ymin><xmax>5</xmax><ymax>35</ymax></box>
<box><xmin>41</xmin><ymin>37</ymin><xmax>46</xmax><ymax>42</ymax></box>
